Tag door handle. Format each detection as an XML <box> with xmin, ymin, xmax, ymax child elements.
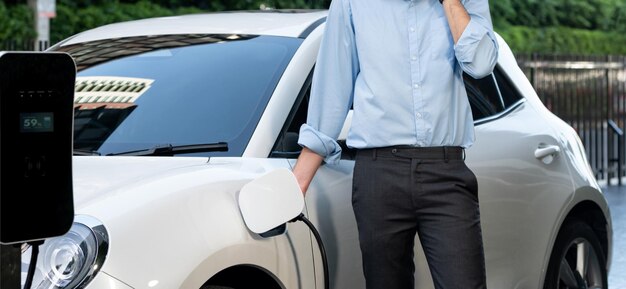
<box><xmin>535</xmin><ymin>145</ymin><xmax>560</xmax><ymax>164</ymax></box>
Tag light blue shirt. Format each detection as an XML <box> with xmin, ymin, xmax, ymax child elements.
<box><xmin>298</xmin><ymin>0</ymin><xmax>499</xmax><ymax>164</ymax></box>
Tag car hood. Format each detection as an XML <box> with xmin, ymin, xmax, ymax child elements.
<box><xmin>72</xmin><ymin>156</ymin><xmax>293</xmax><ymax>213</ymax></box>
<box><xmin>72</xmin><ymin>156</ymin><xmax>210</xmax><ymax>208</ymax></box>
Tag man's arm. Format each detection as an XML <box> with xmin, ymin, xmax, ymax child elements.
<box><xmin>294</xmin><ymin>0</ymin><xmax>358</xmax><ymax>195</ymax></box>
<box><xmin>442</xmin><ymin>0</ymin><xmax>471</xmax><ymax>44</ymax></box>
<box><xmin>444</xmin><ymin>0</ymin><xmax>498</xmax><ymax>79</ymax></box>
<box><xmin>293</xmin><ymin>148</ymin><xmax>324</xmax><ymax>195</ymax></box>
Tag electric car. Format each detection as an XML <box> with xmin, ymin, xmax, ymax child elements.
<box><xmin>22</xmin><ymin>10</ymin><xmax>612</xmax><ymax>289</ymax></box>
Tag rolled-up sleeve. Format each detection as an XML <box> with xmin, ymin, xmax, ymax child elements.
<box><xmin>298</xmin><ymin>0</ymin><xmax>359</xmax><ymax>165</ymax></box>
<box><xmin>454</xmin><ymin>0</ymin><xmax>498</xmax><ymax>79</ymax></box>
<box><xmin>299</xmin><ymin>123</ymin><xmax>343</xmax><ymax>164</ymax></box>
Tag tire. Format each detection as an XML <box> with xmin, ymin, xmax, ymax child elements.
<box><xmin>543</xmin><ymin>219</ymin><xmax>607</xmax><ymax>289</ymax></box>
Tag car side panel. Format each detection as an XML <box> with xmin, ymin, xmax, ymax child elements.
<box><xmin>468</xmin><ymin>102</ymin><xmax>575</xmax><ymax>288</ymax></box>
<box><xmin>530</xmin><ymin>104</ymin><xmax>612</xmax><ymax>285</ymax></box>
<box><xmin>289</xmin><ymin>160</ymin><xmax>365</xmax><ymax>289</ymax></box>
<box><xmin>496</xmin><ymin>37</ymin><xmax>610</xmax><ymax>286</ymax></box>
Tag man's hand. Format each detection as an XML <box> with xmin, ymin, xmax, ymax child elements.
<box><xmin>442</xmin><ymin>0</ymin><xmax>471</xmax><ymax>43</ymax></box>
<box><xmin>293</xmin><ymin>147</ymin><xmax>324</xmax><ymax>196</ymax></box>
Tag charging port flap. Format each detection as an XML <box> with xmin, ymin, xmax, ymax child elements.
<box><xmin>238</xmin><ymin>168</ymin><xmax>304</xmax><ymax>236</ymax></box>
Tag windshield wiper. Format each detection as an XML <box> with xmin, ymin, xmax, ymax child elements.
<box><xmin>106</xmin><ymin>142</ymin><xmax>228</xmax><ymax>156</ymax></box>
<box><xmin>73</xmin><ymin>149</ymin><xmax>102</xmax><ymax>156</ymax></box>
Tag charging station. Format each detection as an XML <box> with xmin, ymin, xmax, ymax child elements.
<box><xmin>0</xmin><ymin>52</ymin><xmax>76</xmax><ymax>288</ymax></box>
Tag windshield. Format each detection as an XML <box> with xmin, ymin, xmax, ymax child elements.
<box><xmin>55</xmin><ymin>34</ymin><xmax>302</xmax><ymax>156</ymax></box>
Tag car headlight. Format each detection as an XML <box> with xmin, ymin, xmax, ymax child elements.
<box><xmin>21</xmin><ymin>215</ymin><xmax>109</xmax><ymax>289</ymax></box>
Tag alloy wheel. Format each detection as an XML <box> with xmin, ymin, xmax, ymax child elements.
<box><xmin>557</xmin><ymin>238</ymin><xmax>604</xmax><ymax>289</ymax></box>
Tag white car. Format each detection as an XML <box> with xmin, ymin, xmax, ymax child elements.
<box><xmin>23</xmin><ymin>10</ymin><xmax>611</xmax><ymax>289</ymax></box>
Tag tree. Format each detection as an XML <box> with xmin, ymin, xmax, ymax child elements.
<box><xmin>0</xmin><ymin>1</ymin><xmax>35</xmax><ymax>42</ymax></box>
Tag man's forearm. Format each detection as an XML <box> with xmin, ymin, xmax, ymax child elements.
<box><xmin>293</xmin><ymin>147</ymin><xmax>324</xmax><ymax>196</ymax></box>
<box><xmin>442</xmin><ymin>0</ymin><xmax>470</xmax><ymax>43</ymax></box>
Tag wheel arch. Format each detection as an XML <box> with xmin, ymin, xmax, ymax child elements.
<box><xmin>562</xmin><ymin>200</ymin><xmax>609</xmax><ymax>261</ymax></box>
<box><xmin>177</xmin><ymin>242</ymin><xmax>289</xmax><ymax>289</ymax></box>
<box><xmin>539</xmin><ymin>200</ymin><xmax>610</xmax><ymax>289</ymax></box>
<box><xmin>539</xmin><ymin>193</ymin><xmax>612</xmax><ymax>288</ymax></box>
<box><xmin>200</xmin><ymin>264</ymin><xmax>285</xmax><ymax>289</ymax></box>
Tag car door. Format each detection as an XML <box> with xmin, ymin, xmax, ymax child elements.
<box><xmin>465</xmin><ymin>68</ymin><xmax>575</xmax><ymax>288</ymax></box>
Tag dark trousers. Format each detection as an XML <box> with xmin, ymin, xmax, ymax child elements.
<box><xmin>352</xmin><ymin>146</ymin><xmax>487</xmax><ymax>289</ymax></box>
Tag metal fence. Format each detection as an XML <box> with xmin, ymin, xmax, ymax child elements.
<box><xmin>516</xmin><ymin>54</ymin><xmax>626</xmax><ymax>185</ymax></box>
<box><xmin>0</xmin><ymin>40</ymin><xmax>50</xmax><ymax>51</ymax></box>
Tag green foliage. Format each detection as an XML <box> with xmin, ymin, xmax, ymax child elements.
<box><xmin>48</xmin><ymin>0</ymin><xmax>331</xmax><ymax>43</ymax></box>
<box><xmin>489</xmin><ymin>0</ymin><xmax>516</xmax><ymax>28</ymax></box>
<box><xmin>512</xmin><ymin>0</ymin><xmax>560</xmax><ymax>27</ymax></box>
<box><xmin>487</xmin><ymin>0</ymin><xmax>626</xmax><ymax>53</ymax></box>
<box><xmin>609</xmin><ymin>0</ymin><xmax>626</xmax><ymax>32</ymax></box>
<box><xmin>0</xmin><ymin>2</ymin><xmax>35</xmax><ymax>42</ymax></box>
<box><xmin>50</xmin><ymin>0</ymin><xmax>203</xmax><ymax>43</ymax></box>
<box><xmin>2</xmin><ymin>0</ymin><xmax>626</xmax><ymax>54</ymax></box>
<box><xmin>497</xmin><ymin>25</ymin><xmax>626</xmax><ymax>55</ymax></box>
<box><xmin>48</xmin><ymin>0</ymin><xmax>325</xmax><ymax>43</ymax></box>
<box><xmin>489</xmin><ymin>0</ymin><xmax>626</xmax><ymax>32</ymax></box>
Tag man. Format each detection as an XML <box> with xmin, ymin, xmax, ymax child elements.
<box><xmin>293</xmin><ymin>0</ymin><xmax>498</xmax><ymax>288</ymax></box>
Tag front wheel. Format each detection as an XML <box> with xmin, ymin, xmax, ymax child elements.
<box><xmin>543</xmin><ymin>219</ymin><xmax>607</xmax><ymax>289</ymax></box>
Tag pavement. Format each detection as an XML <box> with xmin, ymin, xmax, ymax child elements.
<box><xmin>603</xmin><ymin>184</ymin><xmax>626</xmax><ymax>288</ymax></box>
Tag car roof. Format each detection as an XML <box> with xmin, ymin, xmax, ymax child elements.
<box><xmin>59</xmin><ymin>10</ymin><xmax>328</xmax><ymax>47</ymax></box>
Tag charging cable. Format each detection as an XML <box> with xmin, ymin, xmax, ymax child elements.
<box><xmin>290</xmin><ymin>213</ymin><xmax>329</xmax><ymax>289</ymax></box>
<box><xmin>23</xmin><ymin>240</ymin><xmax>44</xmax><ymax>289</ymax></box>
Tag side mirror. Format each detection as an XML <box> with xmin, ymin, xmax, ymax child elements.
<box><xmin>238</xmin><ymin>168</ymin><xmax>304</xmax><ymax>237</ymax></box>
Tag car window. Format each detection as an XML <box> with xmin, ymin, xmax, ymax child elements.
<box><xmin>464</xmin><ymin>66</ymin><xmax>523</xmax><ymax>122</ymax></box>
<box><xmin>463</xmin><ymin>73</ymin><xmax>504</xmax><ymax>121</ymax></box>
<box><xmin>55</xmin><ymin>35</ymin><xmax>303</xmax><ymax>157</ymax></box>
<box><xmin>270</xmin><ymin>72</ymin><xmax>311</xmax><ymax>159</ymax></box>
<box><xmin>493</xmin><ymin>67</ymin><xmax>523</xmax><ymax>107</ymax></box>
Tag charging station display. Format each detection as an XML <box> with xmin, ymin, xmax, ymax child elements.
<box><xmin>0</xmin><ymin>52</ymin><xmax>76</xmax><ymax>244</ymax></box>
<box><xmin>20</xmin><ymin>112</ymin><xmax>55</xmax><ymax>133</ymax></box>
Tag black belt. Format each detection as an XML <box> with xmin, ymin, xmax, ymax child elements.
<box><xmin>358</xmin><ymin>146</ymin><xmax>465</xmax><ymax>161</ymax></box>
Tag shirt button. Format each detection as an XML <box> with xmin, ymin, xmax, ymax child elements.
<box><xmin>411</xmin><ymin>56</ymin><xmax>417</xmax><ymax>61</ymax></box>
<box><xmin>416</xmin><ymin>112</ymin><xmax>422</xmax><ymax>118</ymax></box>
<box><xmin>409</xmin><ymin>27</ymin><xmax>415</xmax><ymax>32</ymax></box>
<box><xmin>413</xmin><ymin>84</ymin><xmax>420</xmax><ymax>89</ymax></box>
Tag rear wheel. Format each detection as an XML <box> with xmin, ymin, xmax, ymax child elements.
<box><xmin>543</xmin><ymin>219</ymin><xmax>607</xmax><ymax>289</ymax></box>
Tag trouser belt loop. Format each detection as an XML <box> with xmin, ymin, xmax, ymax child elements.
<box><xmin>444</xmin><ymin>146</ymin><xmax>449</xmax><ymax>163</ymax></box>
<box><xmin>372</xmin><ymin>148</ymin><xmax>377</xmax><ymax>161</ymax></box>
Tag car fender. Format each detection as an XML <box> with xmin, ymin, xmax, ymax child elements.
<box><xmin>179</xmin><ymin>233</ymin><xmax>316</xmax><ymax>289</ymax></box>
<box><xmin>537</xmin><ymin>184</ymin><xmax>613</xmax><ymax>287</ymax></box>
<box><xmin>75</xmin><ymin>157</ymin><xmax>315</xmax><ymax>289</ymax></box>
